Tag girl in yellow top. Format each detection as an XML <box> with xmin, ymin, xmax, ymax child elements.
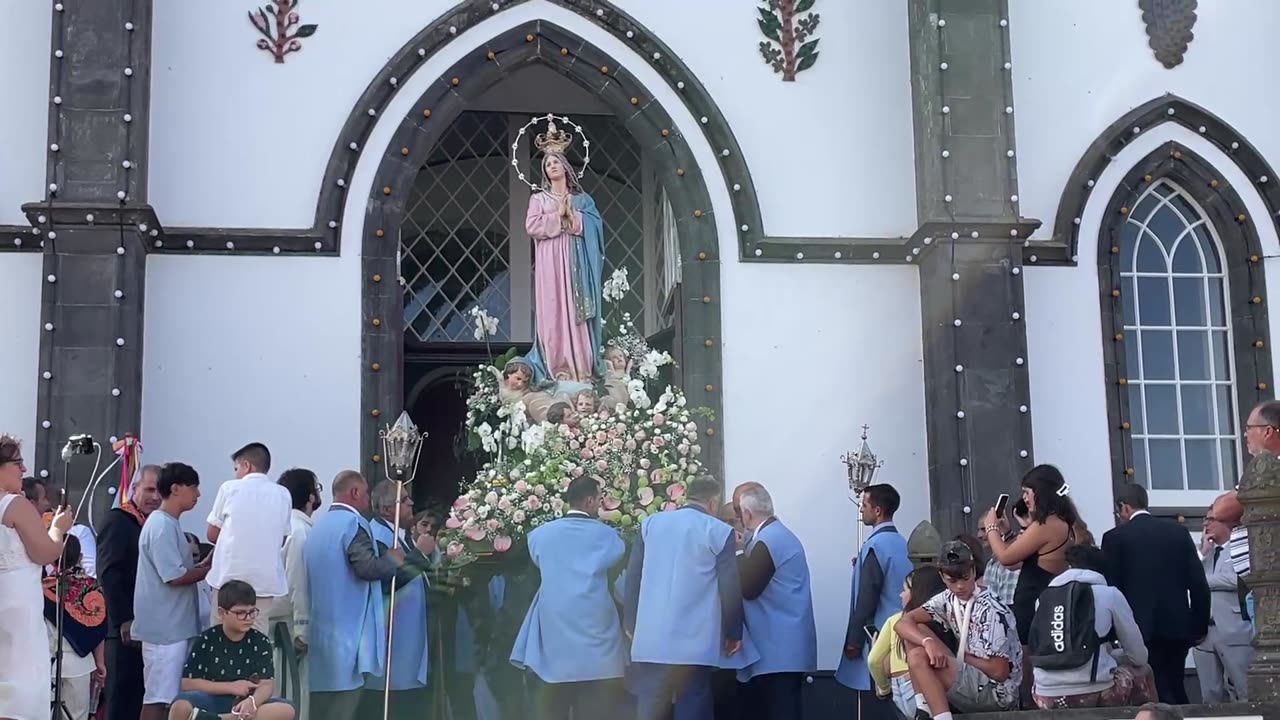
<box><xmin>870</xmin><ymin>566</ymin><xmax>947</xmax><ymax>718</ymax></box>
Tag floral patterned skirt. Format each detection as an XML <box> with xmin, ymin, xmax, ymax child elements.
<box><xmin>1033</xmin><ymin>664</ymin><xmax>1157</xmax><ymax>709</ymax></box>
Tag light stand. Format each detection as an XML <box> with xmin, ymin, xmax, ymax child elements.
<box><xmin>51</xmin><ymin>433</ymin><xmax>101</xmax><ymax>720</ymax></box>
<box><xmin>379</xmin><ymin>412</ymin><xmax>425</xmax><ymax>720</ymax></box>
<box><xmin>840</xmin><ymin>424</ymin><xmax>882</xmax><ymax>720</ymax></box>
<box><xmin>50</xmin><ymin>564</ymin><xmax>74</xmax><ymax>720</ymax></box>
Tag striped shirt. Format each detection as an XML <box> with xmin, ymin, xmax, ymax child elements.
<box><xmin>1228</xmin><ymin>525</ymin><xmax>1250</xmax><ymax>577</ymax></box>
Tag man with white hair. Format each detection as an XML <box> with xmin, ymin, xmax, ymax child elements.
<box><xmin>735</xmin><ymin>484</ymin><xmax>817</xmax><ymax>719</ymax></box>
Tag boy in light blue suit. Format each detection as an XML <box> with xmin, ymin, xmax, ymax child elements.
<box><xmin>625</xmin><ymin>476</ymin><xmax>759</xmax><ymax>720</ymax></box>
<box><xmin>511</xmin><ymin>476</ymin><xmax>628</xmax><ymax>719</ymax></box>
<box><xmin>835</xmin><ymin>484</ymin><xmax>911</xmax><ymax>694</ymax></box>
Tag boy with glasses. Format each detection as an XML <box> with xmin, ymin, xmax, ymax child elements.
<box><xmin>168</xmin><ymin>580</ymin><xmax>295</xmax><ymax>720</ymax></box>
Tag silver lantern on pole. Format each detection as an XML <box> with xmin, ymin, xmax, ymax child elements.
<box><xmin>841</xmin><ymin>424</ymin><xmax>882</xmax><ymax>504</ymax></box>
<box><xmin>378</xmin><ymin>411</ymin><xmax>425</xmax><ymax>720</ymax></box>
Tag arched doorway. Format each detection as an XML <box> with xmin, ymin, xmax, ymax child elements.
<box><xmin>356</xmin><ymin>17</ymin><xmax>739</xmax><ymax>500</ymax></box>
<box><xmin>397</xmin><ymin>69</ymin><xmax>681</xmax><ymax>507</ymax></box>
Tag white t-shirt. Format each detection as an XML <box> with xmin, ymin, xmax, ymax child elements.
<box><xmin>206</xmin><ymin>473</ymin><xmax>291</xmax><ymax>596</ymax></box>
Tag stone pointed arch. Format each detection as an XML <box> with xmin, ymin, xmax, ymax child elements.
<box><xmin>1053</xmin><ymin>94</ymin><xmax>1280</xmax><ymax>261</ymax></box>
<box><xmin>293</xmin><ymin>0</ymin><xmax>762</xmax><ymax>260</ymax></box>
<box><xmin>355</xmin><ymin>16</ymin><xmax>733</xmax><ymax>483</ymax></box>
<box><xmin>1096</xmin><ymin>142</ymin><xmax>1273</xmax><ymax>507</ymax></box>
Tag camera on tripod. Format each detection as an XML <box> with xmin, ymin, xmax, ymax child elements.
<box><xmin>60</xmin><ymin>434</ymin><xmax>95</xmax><ymax>461</ymax></box>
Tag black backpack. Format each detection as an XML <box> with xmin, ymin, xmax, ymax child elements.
<box><xmin>1027</xmin><ymin>581</ymin><xmax>1103</xmax><ymax>681</ymax></box>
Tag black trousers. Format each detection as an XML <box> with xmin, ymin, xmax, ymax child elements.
<box><xmin>741</xmin><ymin>673</ymin><xmax>802</xmax><ymax>720</ymax></box>
<box><xmin>311</xmin><ymin>689</ymin><xmax>364</xmax><ymax>720</ymax></box>
<box><xmin>104</xmin><ymin>638</ymin><xmax>143</xmax><ymax>720</ymax></box>
<box><xmin>1148</xmin><ymin>637</ymin><xmax>1192</xmax><ymax>705</ymax></box>
<box><xmin>529</xmin><ymin>674</ymin><xmax>624</xmax><ymax>720</ymax></box>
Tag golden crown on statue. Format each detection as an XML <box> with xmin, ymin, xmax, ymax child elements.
<box><xmin>534</xmin><ymin>120</ymin><xmax>574</xmax><ymax>154</ymax></box>
<box><xmin>512</xmin><ymin>113</ymin><xmax>591</xmax><ymax>190</ymax></box>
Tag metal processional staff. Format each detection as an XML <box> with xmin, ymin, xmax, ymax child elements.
<box><xmin>841</xmin><ymin>424</ymin><xmax>882</xmax><ymax>720</ymax></box>
<box><xmin>379</xmin><ymin>412</ymin><xmax>425</xmax><ymax>720</ymax></box>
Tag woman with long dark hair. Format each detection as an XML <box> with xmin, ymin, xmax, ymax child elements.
<box><xmin>981</xmin><ymin>464</ymin><xmax>1080</xmax><ymax>645</ymax></box>
<box><xmin>868</xmin><ymin>565</ymin><xmax>948</xmax><ymax>718</ymax></box>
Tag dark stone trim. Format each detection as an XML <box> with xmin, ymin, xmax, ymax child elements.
<box><xmin>1045</xmin><ymin>94</ymin><xmax>1280</xmax><ymax>266</ymax></box>
<box><xmin>358</xmin><ymin>21</ymin><xmax>726</xmax><ymax>486</ymax></box>
<box><xmin>745</xmin><ymin>219</ymin><xmax>1039</xmax><ymax>265</ymax></box>
<box><xmin>1098</xmin><ymin>143</ymin><xmax>1273</xmax><ymax>509</ymax></box>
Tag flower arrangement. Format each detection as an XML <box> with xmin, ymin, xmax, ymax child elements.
<box><xmin>439</xmin><ymin>268</ymin><xmax>709</xmax><ymax>563</ymax></box>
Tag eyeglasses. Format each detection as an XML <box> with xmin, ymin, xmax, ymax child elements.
<box><xmin>226</xmin><ymin>608</ymin><xmax>260</xmax><ymax>621</ymax></box>
<box><xmin>3</xmin><ymin>458</ymin><xmax>23</xmax><ymax>467</ymax></box>
<box><xmin>1245</xmin><ymin>423</ymin><xmax>1276</xmax><ymax>431</ymax></box>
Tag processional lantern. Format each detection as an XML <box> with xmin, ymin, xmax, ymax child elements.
<box><xmin>841</xmin><ymin>424</ymin><xmax>882</xmax><ymax>504</ymax></box>
<box><xmin>380</xmin><ymin>411</ymin><xmax>424</xmax><ymax>483</ymax></box>
<box><xmin>377</xmin><ymin>410</ymin><xmax>425</xmax><ymax>720</ymax></box>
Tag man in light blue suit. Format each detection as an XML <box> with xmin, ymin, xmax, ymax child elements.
<box><xmin>303</xmin><ymin>470</ymin><xmax>404</xmax><ymax>720</ymax></box>
<box><xmin>735</xmin><ymin>484</ymin><xmax>817</xmax><ymax>719</ymax></box>
<box><xmin>368</xmin><ymin>480</ymin><xmax>433</xmax><ymax>720</ymax></box>
<box><xmin>625</xmin><ymin>475</ymin><xmax>758</xmax><ymax>720</ymax></box>
<box><xmin>511</xmin><ymin>476</ymin><xmax>628</xmax><ymax>719</ymax></box>
<box><xmin>835</xmin><ymin>483</ymin><xmax>911</xmax><ymax>696</ymax></box>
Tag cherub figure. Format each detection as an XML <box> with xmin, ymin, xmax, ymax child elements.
<box><xmin>498</xmin><ymin>359</ymin><xmax>554</xmax><ymax>423</ymax></box>
<box><xmin>573</xmin><ymin>389</ymin><xmax>598</xmax><ymax>417</ymax></box>
<box><xmin>546</xmin><ymin>401</ymin><xmax>580</xmax><ymax>429</ymax></box>
<box><xmin>601</xmin><ymin>347</ymin><xmax>631</xmax><ymax>412</ymax></box>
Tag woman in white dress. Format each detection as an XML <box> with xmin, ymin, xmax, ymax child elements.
<box><xmin>1</xmin><ymin>434</ymin><xmax>72</xmax><ymax>720</ymax></box>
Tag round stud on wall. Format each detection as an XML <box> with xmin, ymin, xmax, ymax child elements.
<box><xmin>373</xmin><ymin>274</ymin><xmax>382</xmax><ymax>283</ymax></box>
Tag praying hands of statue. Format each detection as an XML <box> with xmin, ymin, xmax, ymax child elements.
<box><xmin>559</xmin><ymin>193</ymin><xmax>574</xmax><ymax>231</ymax></box>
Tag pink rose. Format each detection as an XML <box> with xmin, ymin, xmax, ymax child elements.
<box><xmin>452</xmin><ymin>496</ymin><xmax>471</xmax><ymax>510</ymax></box>
<box><xmin>653</xmin><ymin>413</ymin><xmax>666</xmax><ymax>426</ymax></box>
<box><xmin>534</xmin><ymin>485</ymin><xmax>548</xmax><ymax>496</ymax></box>
<box><xmin>446</xmin><ymin>542</ymin><xmax>465</xmax><ymax>558</ymax></box>
<box><xmin>596</xmin><ymin>431</ymin><xmax>608</xmax><ymax>444</ymax></box>
<box><xmin>571</xmin><ymin>466</ymin><xmax>585</xmax><ymax>478</ymax></box>
<box><xmin>445</xmin><ymin>516</ymin><xmax>463</xmax><ymax>529</ymax></box>
<box><xmin>493</xmin><ymin>536</ymin><xmax>513</xmax><ymax>553</ymax></box>
<box><xmin>486</xmin><ymin>519</ymin><xmax>501</xmax><ymax>531</ymax></box>
<box><xmin>667</xmin><ymin>484</ymin><xmax>686</xmax><ymax>500</ymax></box>
<box><xmin>625</xmin><ymin>439</ymin><xmax>637</xmax><ymax>451</ymax></box>
<box><xmin>611</xmin><ymin>438</ymin><xmax>624</xmax><ymax>450</ymax></box>
<box><xmin>497</xmin><ymin>497</ymin><xmax>513</xmax><ymax>511</ymax></box>
<box><xmin>514</xmin><ymin>480</ymin><xmax>529</xmax><ymax>493</ymax></box>
<box><xmin>527</xmin><ymin>496</ymin><xmax>542</xmax><ymax>510</ymax></box>
<box><xmin>595</xmin><ymin>459</ymin><xmax>609</xmax><ymax>472</ymax></box>
<box><xmin>638</xmin><ymin>487</ymin><xmax>655</xmax><ymax>507</ymax></box>
<box><xmin>463</xmin><ymin>526</ymin><xmax>486</xmax><ymax>541</ymax></box>
<box><xmin>615</xmin><ymin>423</ymin><xmax>627</xmax><ymax>434</ymax></box>
<box><xmin>653</xmin><ymin>436</ymin><xmax>666</xmax><ymax>448</ymax></box>
<box><xmin>569</xmin><ymin>440</ymin><xmax>581</xmax><ymax>450</ymax></box>
<box><xmin>635</xmin><ymin>430</ymin><xmax>647</xmax><ymax>441</ymax></box>
<box><xmin>582</xmin><ymin>449</ymin><xmax>594</xmax><ymax>460</ymax></box>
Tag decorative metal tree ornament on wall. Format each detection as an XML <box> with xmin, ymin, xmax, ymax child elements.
<box><xmin>1138</xmin><ymin>0</ymin><xmax>1197</xmax><ymax>69</ymax></box>
<box><xmin>248</xmin><ymin>0</ymin><xmax>318</xmax><ymax>64</ymax></box>
<box><xmin>757</xmin><ymin>0</ymin><xmax>821</xmax><ymax>81</ymax></box>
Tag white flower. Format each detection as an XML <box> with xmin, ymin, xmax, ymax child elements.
<box><xmin>521</xmin><ymin>424</ymin><xmax>546</xmax><ymax>453</ymax></box>
<box><xmin>469</xmin><ymin>306</ymin><xmax>500</xmax><ymax>340</ymax></box>
<box><xmin>628</xmin><ymin>378</ymin><xmax>651</xmax><ymax>409</ymax></box>
<box><xmin>603</xmin><ymin>267</ymin><xmax>631</xmax><ymax>303</ymax></box>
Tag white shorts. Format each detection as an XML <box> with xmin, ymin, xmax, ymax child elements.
<box><xmin>142</xmin><ymin>640</ymin><xmax>190</xmax><ymax>705</ymax></box>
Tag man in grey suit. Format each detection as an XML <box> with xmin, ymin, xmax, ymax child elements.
<box><xmin>1193</xmin><ymin>491</ymin><xmax>1253</xmax><ymax>702</ymax></box>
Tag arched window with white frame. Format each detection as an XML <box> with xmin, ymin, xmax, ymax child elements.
<box><xmin>1119</xmin><ymin>180</ymin><xmax>1240</xmax><ymax>501</ymax></box>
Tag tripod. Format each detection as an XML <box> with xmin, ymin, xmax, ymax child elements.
<box><xmin>50</xmin><ymin>567</ymin><xmax>75</xmax><ymax>720</ymax></box>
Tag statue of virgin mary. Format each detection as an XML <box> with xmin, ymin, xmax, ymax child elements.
<box><xmin>521</xmin><ymin>120</ymin><xmax>605</xmax><ymax>387</ymax></box>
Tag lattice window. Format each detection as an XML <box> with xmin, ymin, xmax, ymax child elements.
<box><xmin>402</xmin><ymin>111</ymin><xmax>512</xmax><ymax>343</ymax></box>
<box><xmin>654</xmin><ymin>187</ymin><xmax>682</xmax><ymax>331</ymax></box>
<box><xmin>403</xmin><ymin>112</ymin><xmax>658</xmax><ymax>344</ymax></box>
<box><xmin>1119</xmin><ymin>180</ymin><xmax>1240</xmax><ymax>494</ymax></box>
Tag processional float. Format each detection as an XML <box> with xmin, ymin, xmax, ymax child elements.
<box><xmin>841</xmin><ymin>424</ymin><xmax>882</xmax><ymax>720</ymax></box>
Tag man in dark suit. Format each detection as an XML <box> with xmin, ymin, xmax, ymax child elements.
<box><xmin>95</xmin><ymin>465</ymin><xmax>162</xmax><ymax>720</ymax></box>
<box><xmin>1102</xmin><ymin>484</ymin><xmax>1210</xmax><ymax>705</ymax></box>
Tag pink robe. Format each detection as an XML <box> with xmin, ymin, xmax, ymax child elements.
<box><xmin>526</xmin><ymin>191</ymin><xmax>594</xmax><ymax>382</ymax></box>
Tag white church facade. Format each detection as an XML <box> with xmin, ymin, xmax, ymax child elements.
<box><xmin>1</xmin><ymin>0</ymin><xmax>1277</xmax><ymax>676</ymax></box>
